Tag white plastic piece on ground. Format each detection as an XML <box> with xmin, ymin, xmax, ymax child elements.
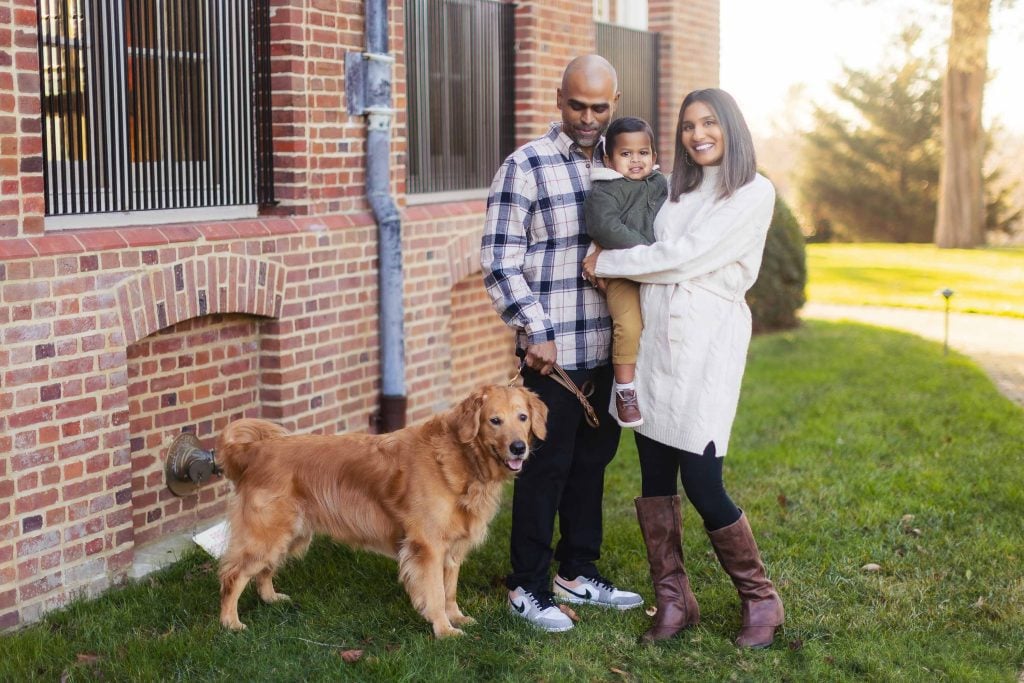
<box><xmin>193</xmin><ymin>520</ymin><xmax>230</xmax><ymax>559</ymax></box>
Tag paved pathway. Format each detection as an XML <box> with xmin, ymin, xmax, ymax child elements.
<box><xmin>802</xmin><ymin>302</ymin><xmax>1024</xmax><ymax>408</ymax></box>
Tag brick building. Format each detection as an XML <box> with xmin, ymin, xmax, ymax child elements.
<box><xmin>0</xmin><ymin>0</ymin><xmax>719</xmax><ymax>630</ymax></box>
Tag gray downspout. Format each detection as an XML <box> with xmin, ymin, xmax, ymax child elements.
<box><xmin>350</xmin><ymin>0</ymin><xmax>407</xmax><ymax>431</ymax></box>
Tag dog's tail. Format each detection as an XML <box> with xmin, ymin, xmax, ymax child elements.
<box><xmin>216</xmin><ymin>418</ymin><xmax>290</xmax><ymax>481</ymax></box>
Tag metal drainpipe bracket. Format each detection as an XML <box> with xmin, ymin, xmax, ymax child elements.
<box><xmin>345</xmin><ymin>51</ymin><xmax>398</xmax><ymax>117</ymax></box>
<box><xmin>367</xmin><ymin>110</ymin><xmax>393</xmax><ymax>130</ymax></box>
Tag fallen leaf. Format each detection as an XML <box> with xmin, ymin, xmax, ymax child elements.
<box><xmin>973</xmin><ymin>596</ymin><xmax>985</xmax><ymax>608</ymax></box>
<box><xmin>861</xmin><ymin>563</ymin><xmax>882</xmax><ymax>572</ymax></box>
<box><xmin>788</xmin><ymin>639</ymin><xmax>804</xmax><ymax>651</ymax></box>
<box><xmin>777</xmin><ymin>494</ymin><xmax>788</xmax><ymax>509</ymax></box>
<box><xmin>339</xmin><ymin>649</ymin><xmax>363</xmax><ymax>663</ymax></box>
<box><xmin>558</xmin><ymin>604</ymin><xmax>579</xmax><ymax>622</ymax></box>
<box><xmin>901</xmin><ymin>514</ymin><xmax>915</xmax><ymax>523</ymax></box>
<box><xmin>610</xmin><ymin>667</ymin><xmax>631</xmax><ymax>680</ymax></box>
<box><xmin>76</xmin><ymin>653</ymin><xmax>101</xmax><ymax>664</ymax></box>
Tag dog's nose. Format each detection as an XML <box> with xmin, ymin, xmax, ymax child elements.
<box><xmin>510</xmin><ymin>440</ymin><xmax>527</xmax><ymax>456</ymax></box>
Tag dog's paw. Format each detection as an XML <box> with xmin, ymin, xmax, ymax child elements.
<box><xmin>221</xmin><ymin>618</ymin><xmax>248</xmax><ymax>631</ymax></box>
<box><xmin>261</xmin><ymin>592</ymin><xmax>291</xmax><ymax>604</ymax></box>
<box><xmin>433</xmin><ymin>625</ymin><xmax>465</xmax><ymax>639</ymax></box>
<box><xmin>449</xmin><ymin>614</ymin><xmax>476</xmax><ymax>626</ymax></box>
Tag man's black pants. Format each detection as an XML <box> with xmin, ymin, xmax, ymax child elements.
<box><xmin>506</xmin><ymin>363</ymin><xmax>621</xmax><ymax>593</ymax></box>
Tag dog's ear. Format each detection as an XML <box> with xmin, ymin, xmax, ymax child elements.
<box><xmin>455</xmin><ymin>389</ymin><xmax>485</xmax><ymax>443</ymax></box>
<box><xmin>525</xmin><ymin>389</ymin><xmax>548</xmax><ymax>442</ymax></box>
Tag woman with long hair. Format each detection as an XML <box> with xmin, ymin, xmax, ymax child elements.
<box><xmin>583</xmin><ymin>88</ymin><xmax>784</xmax><ymax>648</ymax></box>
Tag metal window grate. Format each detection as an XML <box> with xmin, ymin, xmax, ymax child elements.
<box><xmin>36</xmin><ymin>0</ymin><xmax>274</xmax><ymax>217</ymax></box>
<box><xmin>596</xmin><ymin>21</ymin><xmax>660</xmax><ymax>141</ymax></box>
<box><xmin>406</xmin><ymin>0</ymin><xmax>515</xmax><ymax>195</ymax></box>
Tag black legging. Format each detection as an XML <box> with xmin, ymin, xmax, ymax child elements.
<box><xmin>636</xmin><ymin>432</ymin><xmax>741</xmax><ymax>532</ymax></box>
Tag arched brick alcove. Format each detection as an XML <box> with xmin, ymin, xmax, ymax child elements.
<box><xmin>113</xmin><ymin>254</ymin><xmax>285</xmax><ymax>547</ymax></box>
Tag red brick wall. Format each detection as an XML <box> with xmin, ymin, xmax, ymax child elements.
<box><xmin>0</xmin><ymin>0</ymin><xmax>45</xmax><ymax>237</ymax></box>
<box><xmin>512</xmin><ymin>0</ymin><xmax>596</xmax><ymax>144</ymax></box>
<box><xmin>271</xmin><ymin>0</ymin><xmax>407</xmax><ymax>213</ymax></box>
<box><xmin>0</xmin><ymin>0</ymin><xmax>720</xmax><ymax>630</ymax></box>
<box><xmin>127</xmin><ymin>315</ymin><xmax>261</xmax><ymax>547</ymax></box>
<box><xmin>451</xmin><ymin>279</ymin><xmax>517</xmax><ymax>400</ymax></box>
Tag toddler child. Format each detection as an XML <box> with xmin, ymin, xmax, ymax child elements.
<box><xmin>585</xmin><ymin>116</ymin><xmax>667</xmax><ymax>427</ymax></box>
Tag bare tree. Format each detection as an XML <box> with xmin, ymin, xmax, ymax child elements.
<box><xmin>934</xmin><ymin>0</ymin><xmax>990</xmax><ymax>248</ymax></box>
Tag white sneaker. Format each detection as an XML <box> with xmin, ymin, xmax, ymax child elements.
<box><xmin>553</xmin><ymin>574</ymin><xmax>644</xmax><ymax>610</ymax></box>
<box><xmin>508</xmin><ymin>587</ymin><xmax>574</xmax><ymax>632</ymax></box>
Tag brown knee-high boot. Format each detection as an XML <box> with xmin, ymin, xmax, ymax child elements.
<box><xmin>707</xmin><ymin>511</ymin><xmax>784</xmax><ymax>648</ymax></box>
<box><xmin>635</xmin><ymin>495</ymin><xmax>700</xmax><ymax>642</ymax></box>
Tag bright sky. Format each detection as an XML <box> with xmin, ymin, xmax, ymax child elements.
<box><xmin>720</xmin><ymin>0</ymin><xmax>1024</xmax><ymax>137</ymax></box>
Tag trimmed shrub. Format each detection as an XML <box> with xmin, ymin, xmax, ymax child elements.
<box><xmin>747</xmin><ymin>192</ymin><xmax>807</xmax><ymax>332</ymax></box>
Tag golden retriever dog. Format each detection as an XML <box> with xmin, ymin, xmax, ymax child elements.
<box><xmin>215</xmin><ymin>384</ymin><xmax>547</xmax><ymax>638</ymax></box>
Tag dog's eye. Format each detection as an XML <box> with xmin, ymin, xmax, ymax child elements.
<box><xmin>518</xmin><ymin>413</ymin><xmax>528</xmax><ymax>422</ymax></box>
<box><xmin>489</xmin><ymin>417</ymin><xmax>503</xmax><ymax>426</ymax></box>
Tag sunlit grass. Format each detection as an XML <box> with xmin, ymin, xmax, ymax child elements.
<box><xmin>807</xmin><ymin>243</ymin><xmax>1024</xmax><ymax>317</ymax></box>
<box><xmin>2</xmin><ymin>322</ymin><xmax>1023</xmax><ymax>681</ymax></box>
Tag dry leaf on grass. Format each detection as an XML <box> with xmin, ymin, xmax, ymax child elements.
<box><xmin>75</xmin><ymin>653</ymin><xmax>101</xmax><ymax>664</ymax></box>
<box><xmin>861</xmin><ymin>563</ymin><xmax>882</xmax><ymax>572</ymax></box>
<box><xmin>339</xmin><ymin>649</ymin><xmax>364</xmax><ymax>663</ymax></box>
<box><xmin>557</xmin><ymin>604</ymin><xmax>579</xmax><ymax>622</ymax></box>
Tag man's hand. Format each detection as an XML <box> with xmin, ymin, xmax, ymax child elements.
<box><xmin>524</xmin><ymin>340</ymin><xmax>557</xmax><ymax>375</ymax></box>
<box><xmin>582</xmin><ymin>245</ymin><xmax>603</xmax><ymax>284</ymax></box>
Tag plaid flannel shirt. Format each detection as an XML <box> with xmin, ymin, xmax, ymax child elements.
<box><xmin>481</xmin><ymin>123</ymin><xmax>612</xmax><ymax>370</ymax></box>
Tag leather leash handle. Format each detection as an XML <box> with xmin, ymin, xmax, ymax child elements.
<box><xmin>509</xmin><ymin>361</ymin><xmax>601</xmax><ymax>428</ymax></box>
<box><xmin>550</xmin><ymin>364</ymin><xmax>601</xmax><ymax>428</ymax></box>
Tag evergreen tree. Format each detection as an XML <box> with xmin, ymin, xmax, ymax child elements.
<box><xmin>799</xmin><ymin>26</ymin><xmax>1020</xmax><ymax>242</ymax></box>
<box><xmin>800</xmin><ymin>28</ymin><xmax>942</xmax><ymax>242</ymax></box>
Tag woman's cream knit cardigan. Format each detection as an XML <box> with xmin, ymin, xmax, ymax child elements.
<box><xmin>593</xmin><ymin>166</ymin><xmax>776</xmax><ymax>456</ymax></box>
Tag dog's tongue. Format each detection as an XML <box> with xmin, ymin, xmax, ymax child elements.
<box><xmin>506</xmin><ymin>459</ymin><xmax>524</xmax><ymax>472</ymax></box>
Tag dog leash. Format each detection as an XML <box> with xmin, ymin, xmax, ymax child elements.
<box><xmin>508</xmin><ymin>362</ymin><xmax>600</xmax><ymax>428</ymax></box>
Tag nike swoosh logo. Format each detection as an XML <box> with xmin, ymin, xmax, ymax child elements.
<box><xmin>511</xmin><ymin>598</ymin><xmax>526</xmax><ymax>614</ymax></box>
<box><xmin>556</xmin><ymin>583</ymin><xmax>594</xmax><ymax>600</ymax></box>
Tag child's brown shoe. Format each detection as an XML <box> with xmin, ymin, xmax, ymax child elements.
<box><xmin>614</xmin><ymin>388</ymin><xmax>643</xmax><ymax>428</ymax></box>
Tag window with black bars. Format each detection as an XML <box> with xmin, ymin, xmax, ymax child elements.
<box><xmin>36</xmin><ymin>0</ymin><xmax>274</xmax><ymax>217</ymax></box>
<box><xmin>596</xmin><ymin>22</ymin><xmax>660</xmax><ymax>143</ymax></box>
<box><xmin>405</xmin><ymin>0</ymin><xmax>515</xmax><ymax>195</ymax></box>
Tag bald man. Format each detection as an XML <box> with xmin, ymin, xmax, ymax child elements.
<box><xmin>481</xmin><ymin>55</ymin><xmax>643</xmax><ymax>632</ymax></box>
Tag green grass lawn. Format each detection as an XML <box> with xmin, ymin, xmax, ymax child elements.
<box><xmin>3</xmin><ymin>322</ymin><xmax>1023</xmax><ymax>681</ymax></box>
<box><xmin>807</xmin><ymin>243</ymin><xmax>1024</xmax><ymax>317</ymax></box>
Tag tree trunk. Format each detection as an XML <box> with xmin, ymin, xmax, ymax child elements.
<box><xmin>934</xmin><ymin>0</ymin><xmax>989</xmax><ymax>249</ymax></box>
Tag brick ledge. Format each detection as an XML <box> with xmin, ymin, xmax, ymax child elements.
<box><xmin>0</xmin><ymin>212</ymin><xmax>378</xmax><ymax>260</ymax></box>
